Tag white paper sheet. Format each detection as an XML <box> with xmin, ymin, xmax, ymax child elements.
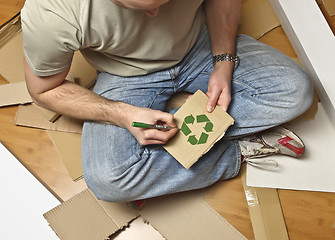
<box><xmin>247</xmin><ymin>103</ymin><xmax>335</xmax><ymax>192</ymax></box>
<box><xmin>0</xmin><ymin>143</ymin><xmax>60</xmax><ymax>239</ymax></box>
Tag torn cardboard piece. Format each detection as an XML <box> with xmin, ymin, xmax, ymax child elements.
<box><xmin>15</xmin><ymin>104</ymin><xmax>83</xmax><ymax>134</ymax></box>
<box><xmin>164</xmin><ymin>90</ymin><xmax>234</xmax><ymax>169</ymax></box>
<box><xmin>112</xmin><ymin>217</ymin><xmax>165</xmax><ymax>240</ymax></box>
<box><xmin>0</xmin><ymin>81</ymin><xmax>32</xmax><ymax>107</ymax></box>
<box><xmin>44</xmin><ymin>189</ymin><xmax>139</xmax><ymax>240</ymax></box>
<box><xmin>239</xmin><ymin>0</ymin><xmax>280</xmax><ymax>39</ymax></box>
<box><xmin>44</xmin><ymin>189</ymin><xmax>247</xmax><ymax>240</ymax></box>
<box><xmin>47</xmin><ymin>130</ymin><xmax>83</xmax><ymax>181</ymax></box>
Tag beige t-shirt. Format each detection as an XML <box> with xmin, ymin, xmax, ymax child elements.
<box><xmin>21</xmin><ymin>0</ymin><xmax>205</xmax><ymax>77</ymax></box>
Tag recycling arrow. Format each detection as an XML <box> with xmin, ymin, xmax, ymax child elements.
<box><xmin>181</xmin><ymin>114</ymin><xmax>213</xmax><ymax>145</ymax></box>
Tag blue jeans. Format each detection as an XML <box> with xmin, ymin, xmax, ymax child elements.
<box><xmin>82</xmin><ymin>28</ymin><xmax>313</xmax><ymax>202</ymax></box>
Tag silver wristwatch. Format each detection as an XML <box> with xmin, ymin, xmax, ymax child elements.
<box><xmin>212</xmin><ymin>53</ymin><xmax>240</xmax><ymax>70</ymax></box>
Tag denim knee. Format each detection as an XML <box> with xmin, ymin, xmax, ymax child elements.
<box><xmin>287</xmin><ymin>67</ymin><xmax>314</xmax><ymax>117</ymax></box>
<box><xmin>84</xmin><ymin>170</ymin><xmax>136</xmax><ymax>202</ymax></box>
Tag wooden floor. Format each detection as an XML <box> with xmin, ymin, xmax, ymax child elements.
<box><xmin>1</xmin><ymin>1</ymin><xmax>335</xmax><ymax>239</ymax></box>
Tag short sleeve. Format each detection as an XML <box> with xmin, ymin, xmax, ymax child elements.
<box><xmin>21</xmin><ymin>0</ymin><xmax>82</xmax><ymax>76</ymax></box>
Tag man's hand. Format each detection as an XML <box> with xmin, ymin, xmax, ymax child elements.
<box><xmin>126</xmin><ymin>106</ymin><xmax>178</xmax><ymax>145</ymax></box>
<box><xmin>206</xmin><ymin>61</ymin><xmax>234</xmax><ymax>112</ymax></box>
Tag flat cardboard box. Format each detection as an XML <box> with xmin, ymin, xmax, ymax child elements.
<box><xmin>44</xmin><ymin>189</ymin><xmax>247</xmax><ymax>240</ymax></box>
<box><xmin>164</xmin><ymin>90</ymin><xmax>234</xmax><ymax>169</ymax></box>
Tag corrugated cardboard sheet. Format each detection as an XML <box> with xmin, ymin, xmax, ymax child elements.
<box><xmin>44</xmin><ymin>189</ymin><xmax>247</xmax><ymax>240</ymax></box>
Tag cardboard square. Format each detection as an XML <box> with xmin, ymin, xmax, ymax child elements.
<box><xmin>164</xmin><ymin>90</ymin><xmax>234</xmax><ymax>169</ymax></box>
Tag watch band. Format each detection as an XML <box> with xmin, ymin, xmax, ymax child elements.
<box><xmin>212</xmin><ymin>53</ymin><xmax>240</xmax><ymax>70</ymax></box>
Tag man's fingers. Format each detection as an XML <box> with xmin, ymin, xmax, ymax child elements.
<box><xmin>206</xmin><ymin>88</ymin><xmax>221</xmax><ymax>112</ymax></box>
<box><xmin>138</xmin><ymin>128</ymin><xmax>178</xmax><ymax>145</ymax></box>
<box><xmin>217</xmin><ymin>91</ymin><xmax>231</xmax><ymax>112</ymax></box>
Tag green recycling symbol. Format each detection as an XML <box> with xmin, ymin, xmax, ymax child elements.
<box><xmin>180</xmin><ymin>114</ymin><xmax>213</xmax><ymax>145</ymax></box>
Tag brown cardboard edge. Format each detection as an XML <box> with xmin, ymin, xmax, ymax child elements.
<box><xmin>241</xmin><ymin>165</ymin><xmax>289</xmax><ymax>240</ymax></box>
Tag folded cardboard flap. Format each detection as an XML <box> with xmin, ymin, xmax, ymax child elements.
<box><xmin>164</xmin><ymin>90</ymin><xmax>234</xmax><ymax>169</ymax></box>
<box><xmin>44</xmin><ymin>189</ymin><xmax>247</xmax><ymax>240</ymax></box>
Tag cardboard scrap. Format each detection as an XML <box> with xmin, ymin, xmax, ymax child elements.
<box><xmin>0</xmin><ymin>81</ymin><xmax>32</xmax><ymax>107</ymax></box>
<box><xmin>47</xmin><ymin>130</ymin><xmax>83</xmax><ymax>181</ymax></box>
<box><xmin>15</xmin><ymin>104</ymin><xmax>83</xmax><ymax>133</ymax></box>
<box><xmin>239</xmin><ymin>0</ymin><xmax>280</xmax><ymax>39</ymax></box>
<box><xmin>164</xmin><ymin>90</ymin><xmax>234</xmax><ymax>169</ymax></box>
<box><xmin>44</xmin><ymin>189</ymin><xmax>139</xmax><ymax>240</ymax></box>
<box><xmin>44</xmin><ymin>189</ymin><xmax>247</xmax><ymax>240</ymax></box>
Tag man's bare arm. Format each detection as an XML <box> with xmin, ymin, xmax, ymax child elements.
<box><xmin>24</xmin><ymin>58</ymin><xmax>178</xmax><ymax>145</ymax></box>
<box><xmin>203</xmin><ymin>0</ymin><xmax>241</xmax><ymax>112</ymax></box>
